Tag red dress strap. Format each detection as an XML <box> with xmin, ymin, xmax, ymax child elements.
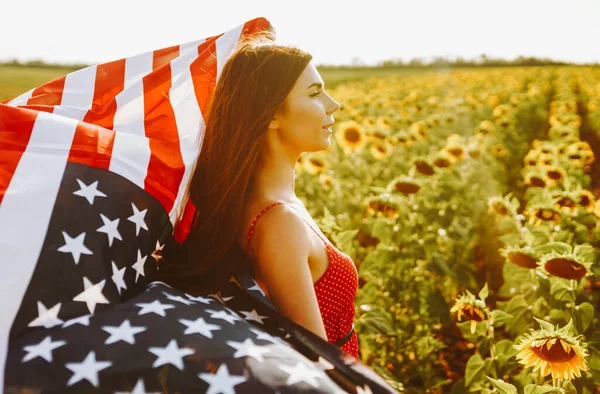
<box><xmin>246</xmin><ymin>202</ymin><xmax>284</xmax><ymax>255</ymax></box>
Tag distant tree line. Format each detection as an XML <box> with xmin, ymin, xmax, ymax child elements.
<box><xmin>1</xmin><ymin>54</ymin><xmax>598</xmax><ymax>71</ymax></box>
<box><xmin>320</xmin><ymin>54</ymin><xmax>599</xmax><ymax>70</ymax></box>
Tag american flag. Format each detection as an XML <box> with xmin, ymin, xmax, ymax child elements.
<box><xmin>0</xmin><ymin>17</ymin><xmax>399</xmax><ymax>393</ymax></box>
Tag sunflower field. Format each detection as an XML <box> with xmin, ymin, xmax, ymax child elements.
<box><xmin>294</xmin><ymin>66</ymin><xmax>600</xmax><ymax>393</ymax></box>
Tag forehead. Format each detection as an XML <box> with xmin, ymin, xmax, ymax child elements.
<box><xmin>293</xmin><ymin>62</ymin><xmax>323</xmax><ymax>90</ymax></box>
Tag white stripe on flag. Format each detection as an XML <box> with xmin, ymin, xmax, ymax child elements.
<box><xmin>215</xmin><ymin>23</ymin><xmax>244</xmax><ymax>80</ymax></box>
<box><xmin>168</xmin><ymin>43</ymin><xmax>205</xmax><ymax>224</ymax></box>
<box><xmin>0</xmin><ymin>111</ymin><xmax>78</xmax><ymax>390</ymax></box>
<box><xmin>7</xmin><ymin>88</ymin><xmax>33</xmax><ymax>106</ymax></box>
<box><xmin>179</xmin><ymin>39</ymin><xmax>205</xmax><ymax>57</ymax></box>
<box><xmin>110</xmin><ymin>53</ymin><xmax>153</xmax><ymax>190</ymax></box>
<box><xmin>59</xmin><ymin>65</ymin><xmax>97</xmax><ymax>120</ymax></box>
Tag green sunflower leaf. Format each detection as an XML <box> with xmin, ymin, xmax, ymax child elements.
<box><xmin>491</xmin><ymin>310</ymin><xmax>513</xmax><ymax>327</ymax></box>
<box><xmin>465</xmin><ymin>354</ymin><xmax>485</xmax><ymax>387</ymax></box>
<box><xmin>524</xmin><ymin>384</ymin><xmax>563</xmax><ymax>394</ymax></box>
<box><xmin>486</xmin><ymin>377</ymin><xmax>518</xmax><ymax>394</ymax></box>
<box><xmin>478</xmin><ymin>283</ymin><xmax>489</xmax><ymax>302</ymax></box>
<box><xmin>575</xmin><ymin>302</ymin><xmax>595</xmax><ymax>334</ymax></box>
<box><xmin>549</xmin><ymin>278</ymin><xmax>576</xmax><ymax>302</ymax></box>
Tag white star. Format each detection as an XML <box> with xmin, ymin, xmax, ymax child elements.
<box><xmin>238</xmin><ymin>309</ymin><xmax>269</xmax><ymax>325</ymax></box>
<box><xmin>198</xmin><ymin>364</ymin><xmax>247</xmax><ymax>394</ymax></box>
<box><xmin>135</xmin><ymin>300</ymin><xmax>175</xmax><ymax>317</ymax></box>
<box><xmin>225</xmin><ymin>338</ymin><xmax>270</xmax><ymax>363</ymax></box>
<box><xmin>73</xmin><ymin>179</ymin><xmax>107</xmax><ymax>205</ymax></box>
<box><xmin>115</xmin><ymin>378</ymin><xmax>161</xmax><ymax>394</ymax></box>
<box><xmin>357</xmin><ymin>384</ymin><xmax>374</xmax><ymax>394</ymax></box>
<box><xmin>128</xmin><ymin>203</ymin><xmax>148</xmax><ymax>236</ymax></box>
<box><xmin>65</xmin><ymin>351</ymin><xmax>112</xmax><ymax>387</ymax></box>
<box><xmin>57</xmin><ymin>231</ymin><xmax>93</xmax><ymax>264</ymax></box>
<box><xmin>316</xmin><ymin>356</ymin><xmax>335</xmax><ymax>371</ymax></box>
<box><xmin>96</xmin><ymin>214</ymin><xmax>122</xmax><ymax>246</ymax></box>
<box><xmin>185</xmin><ymin>293</ymin><xmax>216</xmax><ymax>305</ymax></box>
<box><xmin>28</xmin><ymin>301</ymin><xmax>63</xmax><ymax>328</ymax></box>
<box><xmin>102</xmin><ymin>319</ymin><xmax>146</xmax><ymax>345</ymax></box>
<box><xmin>178</xmin><ymin>317</ymin><xmax>221</xmax><ymax>338</ymax></box>
<box><xmin>73</xmin><ymin>277</ymin><xmax>109</xmax><ymax>314</ymax></box>
<box><xmin>206</xmin><ymin>309</ymin><xmax>241</xmax><ymax>325</ymax></box>
<box><xmin>248</xmin><ymin>328</ymin><xmax>284</xmax><ymax>345</ymax></box>
<box><xmin>148</xmin><ymin>339</ymin><xmax>194</xmax><ymax>370</ymax></box>
<box><xmin>151</xmin><ymin>240</ymin><xmax>164</xmax><ymax>263</ymax></box>
<box><xmin>22</xmin><ymin>336</ymin><xmax>66</xmax><ymax>362</ymax></box>
<box><xmin>62</xmin><ymin>314</ymin><xmax>91</xmax><ymax>328</ymax></box>
<box><xmin>247</xmin><ymin>282</ymin><xmax>267</xmax><ymax>297</ymax></box>
<box><xmin>131</xmin><ymin>250</ymin><xmax>147</xmax><ymax>283</ymax></box>
<box><xmin>163</xmin><ymin>292</ymin><xmax>193</xmax><ymax>305</ymax></box>
<box><xmin>111</xmin><ymin>261</ymin><xmax>127</xmax><ymax>296</ymax></box>
<box><xmin>278</xmin><ymin>361</ymin><xmax>326</xmax><ymax>388</ymax></box>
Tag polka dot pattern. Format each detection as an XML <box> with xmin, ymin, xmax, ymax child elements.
<box><xmin>246</xmin><ymin>202</ymin><xmax>360</xmax><ymax>359</ymax></box>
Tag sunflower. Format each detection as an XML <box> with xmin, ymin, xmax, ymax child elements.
<box><xmin>387</xmin><ymin>176</ymin><xmax>422</xmax><ymax>195</ymax></box>
<box><xmin>364</xmin><ymin>196</ymin><xmax>400</xmax><ymax>220</ymax></box>
<box><xmin>301</xmin><ymin>154</ymin><xmax>327</xmax><ymax>174</ymax></box>
<box><xmin>523</xmin><ymin>169</ymin><xmax>548</xmax><ymax>188</ymax></box>
<box><xmin>433</xmin><ymin>152</ymin><xmax>453</xmax><ymax>168</ymax></box>
<box><xmin>395</xmin><ymin>130</ymin><xmax>414</xmax><ymax>145</ymax></box>
<box><xmin>578</xmin><ymin>190</ymin><xmax>595</xmax><ymax>211</ymax></box>
<box><xmin>450</xmin><ymin>290</ymin><xmax>490</xmax><ymax>334</ymax></box>
<box><xmin>514</xmin><ymin>317</ymin><xmax>589</xmax><ymax>381</ymax></box>
<box><xmin>544</xmin><ymin>166</ymin><xmax>566</xmax><ymax>185</ymax></box>
<box><xmin>410</xmin><ymin>121</ymin><xmax>428</xmax><ymax>139</ymax></box>
<box><xmin>487</xmin><ymin>196</ymin><xmax>514</xmax><ymax>216</ymax></box>
<box><xmin>492</xmin><ymin>104</ymin><xmax>512</xmax><ymax>119</ymax></box>
<box><xmin>413</xmin><ymin>159</ymin><xmax>435</xmax><ymax>176</ymax></box>
<box><xmin>475</xmin><ymin>120</ymin><xmax>496</xmax><ymax>136</ymax></box>
<box><xmin>499</xmin><ymin>245</ymin><xmax>538</xmax><ymax>269</ymax></box>
<box><xmin>486</xmin><ymin>95</ymin><xmax>500</xmax><ymax>108</ymax></box>
<box><xmin>369</xmin><ymin>142</ymin><xmax>392</xmax><ymax>160</ymax></box>
<box><xmin>495</xmin><ymin>116</ymin><xmax>516</xmax><ymax>130</ymax></box>
<box><xmin>375</xmin><ymin>116</ymin><xmax>392</xmax><ymax>130</ymax></box>
<box><xmin>491</xmin><ymin>144</ymin><xmax>507</xmax><ymax>158</ymax></box>
<box><xmin>318</xmin><ymin>173</ymin><xmax>335</xmax><ymax>190</ymax></box>
<box><xmin>538</xmin><ymin>244</ymin><xmax>594</xmax><ymax>281</ymax></box>
<box><xmin>334</xmin><ymin>120</ymin><xmax>366</xmax><ymax>155</ymax></box>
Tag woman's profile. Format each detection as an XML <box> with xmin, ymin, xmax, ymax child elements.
<box><xmin>152</xmin><ymin>31</ymin><xmax>360</xmax><ymax>358</ymax></box>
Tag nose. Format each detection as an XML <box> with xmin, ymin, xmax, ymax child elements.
<box><xmin>326</xmin><ymin>94</ymin><xmax>341</xmax><ymax>115</ymax></box>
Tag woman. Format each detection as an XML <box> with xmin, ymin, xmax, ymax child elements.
<box><xmin>152</xmin><ymin>31</ymin><xmax>360</xmax><ymax>358</ymax></box>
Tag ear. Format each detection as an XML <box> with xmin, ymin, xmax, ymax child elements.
<box><xmin>268</xmin><ymin>115</ymin><xmax>279</xmax><ymax>130</ymax></box>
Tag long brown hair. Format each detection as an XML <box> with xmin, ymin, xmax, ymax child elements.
<box><xmin>149</xmin><ymin>32</ymin><xmax>313</xmax><ymax>296</ymax></box>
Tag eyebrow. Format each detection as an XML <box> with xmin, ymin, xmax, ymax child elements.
<box><xmin>307</xmin><ymin>82</ymin><xmax>323</xmax><ymax>89</ymax></box>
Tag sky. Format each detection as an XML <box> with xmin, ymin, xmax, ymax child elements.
<box><xmin>2</xmin><ymin>0</ymin><xmax>600</xmax><ymax>66</ymax></box>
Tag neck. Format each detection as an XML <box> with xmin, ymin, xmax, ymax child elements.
<box><xmin>249</xmin><ymin>143</ymin><xmax>300</xmax><ymax>205</ymax></box>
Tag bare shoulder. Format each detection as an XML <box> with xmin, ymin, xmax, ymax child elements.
<box><xmin>250</xmin><ymin>203</ymin><xmax>310</xmax><ymax>260</ymax></box>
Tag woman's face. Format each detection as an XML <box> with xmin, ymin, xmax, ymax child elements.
<box><xmin>272</xmin><ymin>61</ymin><xmax>340</xmax><ymax>152</ymax></box>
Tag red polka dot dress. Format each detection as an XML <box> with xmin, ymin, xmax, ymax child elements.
<box><xmin>245</xmin><ymin>202</ymin><xmax>359</xmax><ymax>359</ymax></box>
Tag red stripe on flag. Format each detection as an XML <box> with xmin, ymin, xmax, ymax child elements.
<box><xmin>26</xmin><ymin>75</ymin><xmax>67</xmax><ymax>107</ymax></box>
<box><xmin>190</xmin><ymin>37</ymin><xmax>219</xmax><ymax>115</ymax></box>
<box><xmin>67</xmin><ymin>59</ymin><xmax>126</xmax><ymax>169</ymax></box>
<box><xmin>153</xmin><ymin>45</ymin><xmax>180</xmax><ymax>70</ymax></box>
<box><xmin>142</xmin><ymin>52</ymin><xmax>185</xmax><ymax>213</ymax></box>
<box><xmin>0</xmin><ymin>104</ymin><xmax>38</xmax><ymax>205</ymax></box>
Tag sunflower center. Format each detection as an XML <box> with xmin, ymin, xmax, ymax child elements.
<box><xmin>344</xmin><ymin>128</ymin><xmax>360</xmax><ymax>143</ymax></box>
<box><xmin>395</xmin><ymin>182</ymin><xmax>420</xmax><ymax>194</ymax></box>
<box><xmin>547</xmin><ymin>170</ymin><xmax>562</xmax><ymax>180</ymax></box>
<box><xmin>415</xmin><ymin>161</ymin><xmax>434</xmax><ymax>175</ymax></box>
<box><xmin>544</xmin><ymin>258</ymin><xmax>587</xmax><ymax>280</ymax></box>
<box><xmin>508</xmin><ymin>252</ymin><xmax>538</xmax><ymax>269</ymax></box>
<box><xmin>310</xmin><ymin>159</ymin><xmax>324</xmax><ymax>168</ymax></box>
<box><xmin>530</xmin><ymin>176</ymin><xmax>546</xmax><ymax>187</ymax></box>
<box><xmin>531</xmin><ymin>338</ymin><xmax>576</xmax><ymax>363</ymax></box>
<box><xmin>458</xmin><ymin>304</ymin><xmax>486</xmax><ymax>322</ymax></box>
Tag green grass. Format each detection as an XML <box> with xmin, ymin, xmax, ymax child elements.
<box><xmin>0</xmin><ymin>66</ymin><xmax>81</xmax><ymax>101</ymax></box>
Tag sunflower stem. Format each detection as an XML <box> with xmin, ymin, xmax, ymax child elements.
<box><xmin>486</xmin><ymin>321</ymin><xmax>496</xmax><ymax>360</ymax></box>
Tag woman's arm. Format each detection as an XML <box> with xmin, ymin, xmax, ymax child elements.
<box><xmin>250</xmin><ymin>205</ymin><xmax>328</xmax><ymax>342</ymax></box>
